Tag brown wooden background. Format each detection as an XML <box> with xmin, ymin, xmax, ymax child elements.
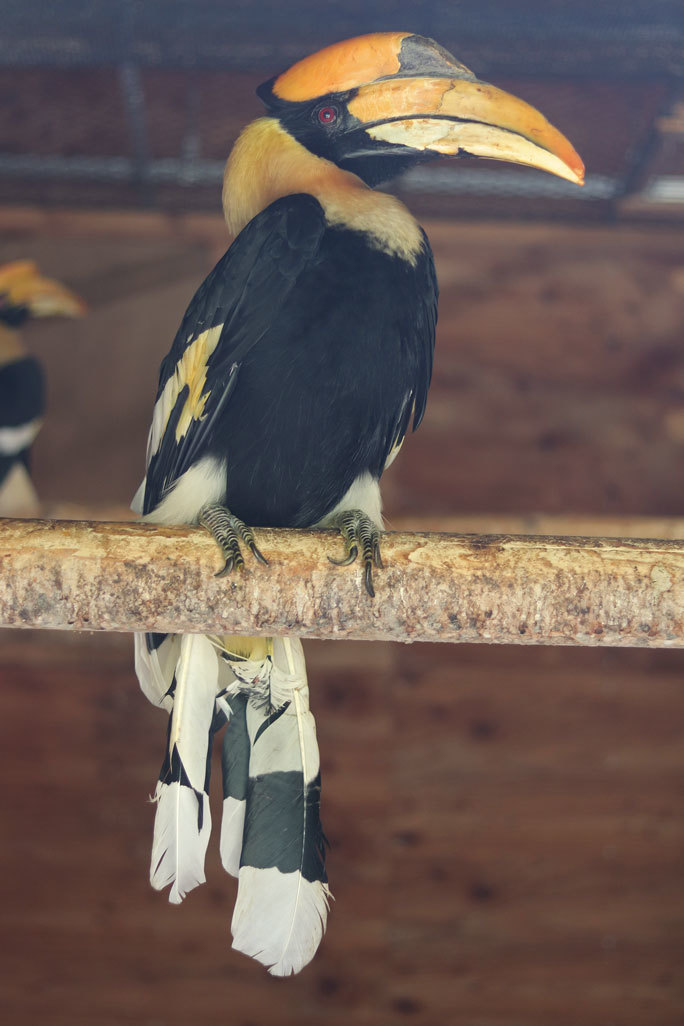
<box><xmin>1</xmin><ymin>212</ymin><xmax>682</xmax><ymax>1026</ymax></box>
<box><xmin>1</xmin><ymin>1</ymin><xmax>684</xmax><ymax>1021</ymax></box>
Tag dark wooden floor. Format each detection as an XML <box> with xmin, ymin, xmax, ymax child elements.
<box><xmin>1</xmin><ymin>632</ymin><xmax>682</xmax><ymax>1025</ymax></box>
<box><xmin>0</xmin><ymin>213</ymin><xmax>683</xmax><ymax>1023</ymax></box>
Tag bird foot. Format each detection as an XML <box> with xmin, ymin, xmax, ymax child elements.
<box><xmin>199</xmin><ymin>504</ymin><xmax>269</xmax><ymax>578</ymax></box>
<box><xmin>328</xmin><ymin>509</ymin><xmax>383</xmax><ymax>598</ymax></box>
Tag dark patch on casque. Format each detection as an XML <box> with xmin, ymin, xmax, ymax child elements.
<box><xmin>241</xmin><ymin>770</ymin><xmax>327</xmax><ymax>882</ymax></box>
<box><xmin>221</xmin><ymin>693</ymin><xmax>250</xmax><ymax>801</ymax></box>
<box><xmin>397</xmin><ymin>35</ymin><xmax>475</xmax><ymax>82</ymax></box>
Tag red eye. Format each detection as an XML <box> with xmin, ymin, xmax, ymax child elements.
<box><xmin>318</xmin><ymin>106</ymin><xmax>337</xmax><ymax>125</ymax></box>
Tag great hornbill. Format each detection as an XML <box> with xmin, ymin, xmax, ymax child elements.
<box><xmin>0</xmin><ymin>261</ymin><xmax>85</xmax><ymax>516</ymax></box>
<box><xmin>133</xmin><ymin>32</ymin><xmax>583</xmax><ymax>976</ymax></box>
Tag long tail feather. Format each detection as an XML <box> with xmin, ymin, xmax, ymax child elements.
<box><xmin>219</xmin><ymin>692</ymin><xmax>249</xmax><ymax>877</ymax></box>
<box><xmin>137</xmin><ymin>627</ymin><xmax>330</xmax><ymax>974</ymax></box>
<box><xmin>230</xmin><ymin>638</ymin><xmax>330</xmax><ymax>976</ymax></box>
<box><xmin>150</xmin><ymin>633</ymin><xmax>220</xmax><ymax>903</ymax></box>
<box><xmin>134</xmin><ymin>631</ymin><xmax>180</xmax><ymax>711</ymax></box>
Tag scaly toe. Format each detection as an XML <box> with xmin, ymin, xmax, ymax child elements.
<box><xmin>200</xmin><ymin>504</ymin><xmax>266</xmax><ymax>578</ymax></box>
<box><xmin>328</xmin><ymin>509</ymin><xmax>383</xmax><ymax>597</ymax></box>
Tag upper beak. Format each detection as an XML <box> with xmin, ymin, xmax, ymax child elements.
<box><xmin>347</xmin><ymin>75</ymin><xmax>584</xmax><ymax>185</ymax></box>
<box><xmin>0</xmin><ymin>261</ymin><xmax>86</xmax><ymax>318</ymax></box>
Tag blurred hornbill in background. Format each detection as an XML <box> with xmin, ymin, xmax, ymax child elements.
<box><xmin>133</xmin><ymin>32</ymin><xmax>583</xmax><ymax>975</ymax></box>
<box><xmin>0</xmin><ymin>262</ymin><xmax>84</xmax><ymax>516</ymax></box>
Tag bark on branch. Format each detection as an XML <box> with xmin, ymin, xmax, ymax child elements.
<box><xmin>0</xmin><ymin>518</ymin><xmax>682</xmax><ymax>647</ymax></box>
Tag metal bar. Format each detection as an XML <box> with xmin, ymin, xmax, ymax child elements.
<box><xmin>0</xmin><ymin>4</ymin><xmax>682</xmax><ymax>79</ymax></box>
<box><xmin>118</xmin><ymin>60</ymin><xmax>154</xmax><ymax>202</ymax></box>
<box><xmin>0</xmin><ymin>518</ymin><xmax>682</xmax><ymax>647</ymax></box>
<box><xmin>0</xmin><ymin>153</ymin><xmax>618</xmax><ymax>201</ymax></box>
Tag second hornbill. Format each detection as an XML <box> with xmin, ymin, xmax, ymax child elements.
<box><xmin>0</xmin><ymin>261</ymin><xmax>85</xmax><ymax>516</ymax></box>
<box><xmin>133</xmin><ymin>33</ymin><xmax>583</xmax><ymax>976</ymax></box>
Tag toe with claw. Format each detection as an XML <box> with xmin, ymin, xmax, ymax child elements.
<box><xmin>199</xmin><ymin>504</ymin><xmax>269</xmax><ymax>578</ymax></box>
<box><xmin>328</xmin><ymin>509</ymin><xmax>383</xmax><ymax>598</ymax></box>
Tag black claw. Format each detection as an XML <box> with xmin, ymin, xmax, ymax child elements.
<box><xmin>364</xmin><ymin>562</ymin><xmax>375</xmax><ymax>598</ymax></box>
<box><xmin>250</xmin><ymin>543</ymin><xmax>269</xmax><ymax>566</ymax></box>
<box><xmin>328</xmin><ymin>511</ymin><xmax>384</xmax><ymax>597</ymax></box>
<box><xmin>201</xmin><ymin>503</ymin><xmax>269</xmax><ymax>577</ymax></box>
<box><xmin>328</xmin><ymin>544</ymin><xmax>358</xmax><ymax>568</ymax></box>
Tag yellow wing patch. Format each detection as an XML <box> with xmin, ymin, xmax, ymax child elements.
<box><xmin>148</xmin><ymin>324</ymin><xmax>222</xmax><ymax>460</ymax></box>
<box><xmin>172</xmin><ymin>325</ymin><xmax>222</xmax><ymax>443</ymax></box>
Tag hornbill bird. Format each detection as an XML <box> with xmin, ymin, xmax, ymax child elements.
<box><xmin>133</xmin><ymin>32</ymin><xmax>583</xmax><ymax>976</ymax></box>
<box><xmin>0</xmin><ymin>261</ymin><xmax>85</xmax><ymax>516</ymax></box>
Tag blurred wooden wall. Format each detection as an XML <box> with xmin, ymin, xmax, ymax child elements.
<box><xmin>0</xmin><ymin>213</ymin><xmax>683</xmax><ymax>1025</ymax></box>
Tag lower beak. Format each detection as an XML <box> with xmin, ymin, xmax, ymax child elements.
<box><xmin>348</xmin><ymin>76</ymin><xmax>584</xmax><ymax>185</ymax></box>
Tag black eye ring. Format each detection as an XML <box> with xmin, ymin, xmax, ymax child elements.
<box><xmin>317</xmin><ymin>105</ymin><xmax>338</xmax><ymax>126</ymax></box>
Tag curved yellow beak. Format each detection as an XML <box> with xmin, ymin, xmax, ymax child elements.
<box><xmin>349</xmin><ymin>76</ymin><xmax>584</xmax><ymax>185</ymax></box>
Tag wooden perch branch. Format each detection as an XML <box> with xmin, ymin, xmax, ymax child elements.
<box><xmin>0</xmin><ymin>518</ymin><xmax>682</xmax><ymax>647</ymax></box>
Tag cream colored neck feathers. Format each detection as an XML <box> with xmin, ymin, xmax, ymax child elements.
<box><xmin>222</xmin><ymin>117</ymin><xmax>423</xmax><ymax>263</ymax></box>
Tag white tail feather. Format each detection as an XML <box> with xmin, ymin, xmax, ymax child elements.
<box><xmin>150</xmin><ymin>781</ymin><xmax>211</xmax><ymax>903</ymax></box>
<box><xmin>232</xmin><ymin>867</ymin><xmax>330</xmax><ymax>976</ymax></box>
<box><xmin>172</xmin><ymin>635</ymin><xmax>219</xmax><ymax>785</ymax></box>
<box><xmin>149</xmin><ymin>634</ymin><xmax>219</xmax><ymax>902</ymax></box>
<box><xmin>230</xmin><ymin>639</ymin><xmax>329</xmax><ymax>974</ymax></box>
<box><xmin>220</xmin><ymin>796</ymin><xmax>246</xmax><ymax>877</ymax></box>
<box><xmin>134</xmin><ymin>632</ymin><xmax>179</xmax><ymax>711</ymax></box>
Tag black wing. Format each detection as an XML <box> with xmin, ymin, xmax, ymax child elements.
<box><xmin>143</xmin><ymin>195</ymin><xmax>328</xmax><ymax>514</ymax></box>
